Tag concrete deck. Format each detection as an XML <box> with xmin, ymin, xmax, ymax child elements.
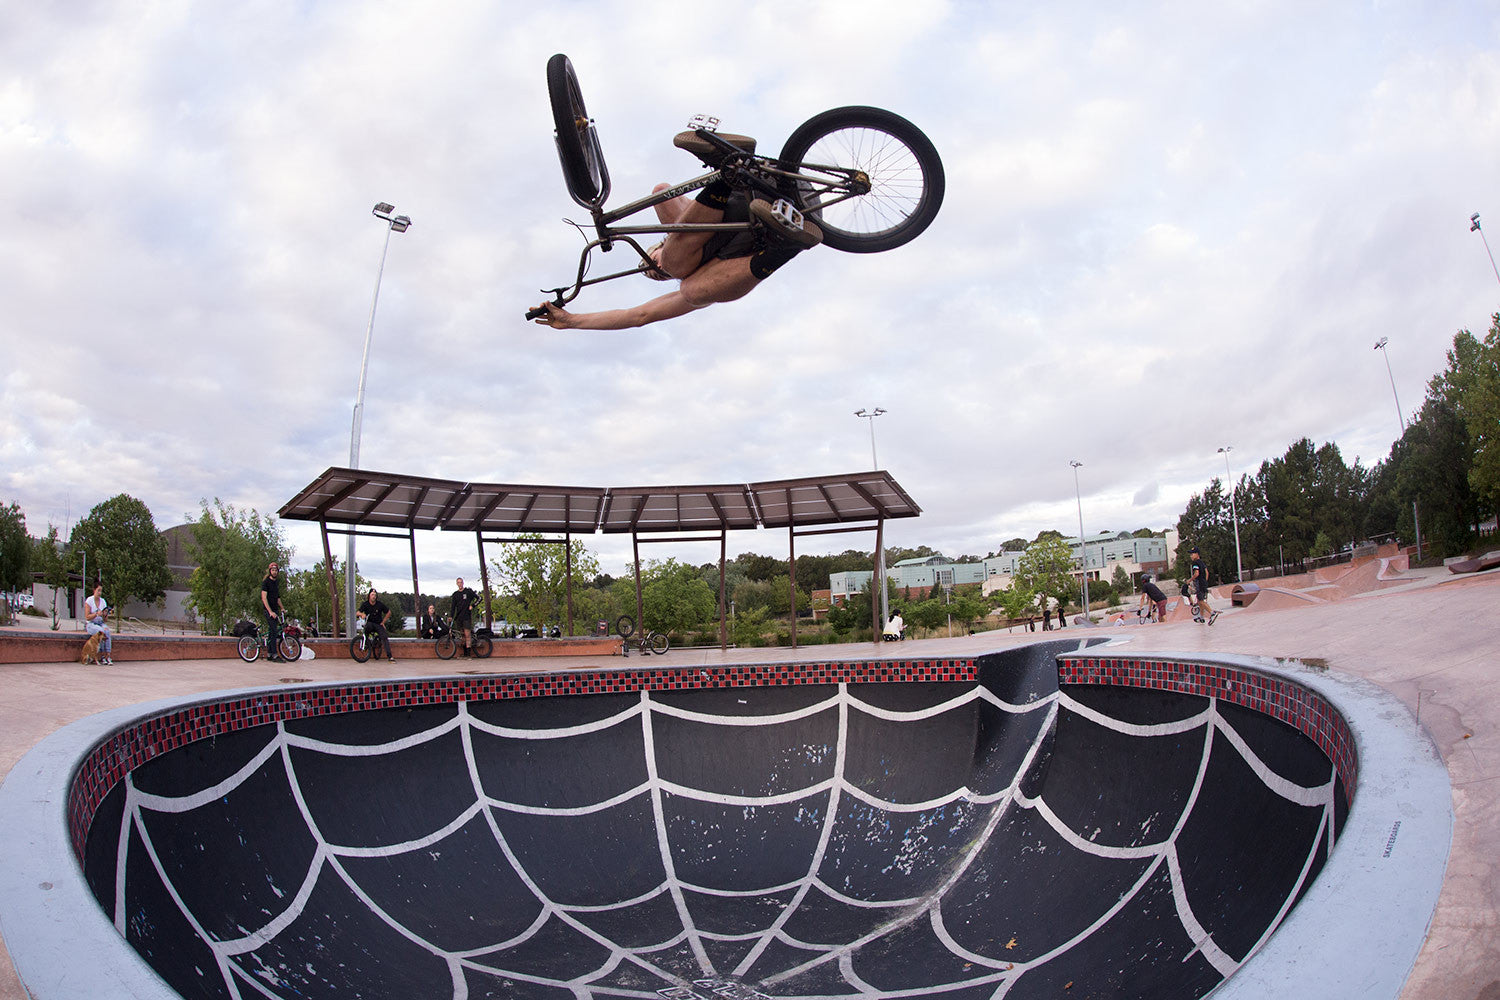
<box><xmin>1</xmin><ymin>566</ymin><xmax>1496</xmax><ymax>999</ymax></box>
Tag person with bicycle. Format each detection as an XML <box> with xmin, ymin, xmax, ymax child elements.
<box><xmin>260</xmin><ymin>562</ymin><xmax>287</xmax><ymax>662</ymax></box>
<box><xmin>357</xmin><ymin>588</ymin><xmax>396</xmax><ymax>662</ymax></box>
<box><xmin>1138</xmin><ymin>575</ymin><xmax>1168</xmax><ymax>623</ymax></box>
<box><xmin>451</xmin><ymin>577</ymin><xmax>479</xmax><ymax>657</ymax></box>
<box><xmin>532</xmin><ymin>135</ymin><xmax>821</xmax><ymax>331</ymax></box>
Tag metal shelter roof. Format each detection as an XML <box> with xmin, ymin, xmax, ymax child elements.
<box><xmin>278</xmin><ymin>467</ymin><xmax>921</xmax><ymax>534</ymax></box>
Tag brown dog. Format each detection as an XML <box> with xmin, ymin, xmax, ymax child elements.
<box><xmin>79</xmin><ymin>632</ymin><xmax>105</xmax><ymax>665</ymax></box>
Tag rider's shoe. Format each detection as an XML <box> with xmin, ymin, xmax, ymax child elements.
<box><xmin>749</xmin><ymin>198</ymin><xmax>822</xmax><ymax>248</ymax></box>
<box><xmin>1208</xmin><ymin>611</ymin><xmax>1219</xmax><ymax>625</ymax></box>
<box><xmin>641</xmin><ymin>240</ymin><xmax>671</xmax><ymax>281</ymax></box>
<box><xmin>674</xmin><ymin>131</ymin><xmax>756</xmax><ymax>167</ymax></box>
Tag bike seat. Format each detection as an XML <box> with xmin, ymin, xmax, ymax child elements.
<box><xmin>673</xmin><ymin>130</ymin><xmax>756</xmax><ymax>167</ymax></box>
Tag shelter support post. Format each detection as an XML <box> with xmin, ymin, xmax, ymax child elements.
<box><xmin>408</xmin><ymin>529</ymin><xmax>420</xmax><ymax>626</ymax></box>
<box><xmin>719</xmin><ymin>530</ymin><xmax>728</xmax><ymax>651</ymax></box>
<box><xmin>565</xmin><ymin>531</ymin><xmax>574</xmax><ymax>636</ymax></box>
<box><xmin>873</xmin><ymin>518</ymin><xmax>884</xmax><ymax>643</ymax></box>
<box><xmin>477</xmin><ymin>532</ymin><xmax>493</xmax><ymax>629</ymax></box>
<box><xmin>633</xmin><ymin>533</ymin><xmax>644</xmax><ymax>635</ymax></box>
<box><xmin>320</xmin><ymin>521</ymin><xmax>340</xmax><ymax>638</ymax></box>
<box><xmin>788</xmin><ymin>523</ymin><xmax>797</xmax><ymax>650</ymax></box>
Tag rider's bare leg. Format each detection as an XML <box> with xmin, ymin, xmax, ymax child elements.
<box><xmin>654</xmin><ymin>182</ymin><xmax>725</xmax><ymax>279</ymax></box>
<box><xmin>678</xmin><ymin>255</ymin><xmax>760</xmax><ymax>308</ymax></box>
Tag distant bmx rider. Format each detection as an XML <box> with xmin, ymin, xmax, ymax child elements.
<box><xmin>1189</xmin><ymin>547</ymin><xmax>1218</xmax><ymax>625</ymax></box>
<box><xmin>1138</xmin><ymin>575</ymin><xmax>1168</xmax><ymax>622</ymax></box>
<box><xmin>533</xmin><ymin>131</ymin><xmax>821</xmax><ymax>330</ymax></box>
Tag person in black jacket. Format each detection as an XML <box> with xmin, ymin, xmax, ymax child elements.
<box><xmin>419</xmin><ymin>604</ymin><xmax>447</xmax><ymax>639</ymax></box>
<box><xmin>357</xmin><ymin>588</ymin><xmax>395</xmax><ymax>662</ymax></box>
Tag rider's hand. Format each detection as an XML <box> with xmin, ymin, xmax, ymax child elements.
<box><xmin>533</xmin><ymin>302</ymin><xmax>575</xmax><ymax>329</ymax></box>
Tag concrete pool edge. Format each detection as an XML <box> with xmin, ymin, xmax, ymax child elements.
<box><xmin>0</xmin><ymin>645</ymin><xmax>1452</xmax><ymax>999</ymax></box>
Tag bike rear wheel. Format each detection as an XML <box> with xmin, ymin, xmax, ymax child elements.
<box><xmin>236</xmin><ymin>635</ymin><xmax>259</xmax><ymax>663</ymax></box>
<box><xmin>547</xmin><ymin>53</ymin><xmax>610</xmax><ymax>208</ymax></box>
<box><xmin>349</xmin><ymin>637</ymin><xmax>370</xmax><ymax>663</ymax></box>
<box><xmin>778</xmin><ymin>106</ymin><xmax>944</xmax><ymax>253</ymax></box>
<box><xmin>473</xmin><ymin>636</ymin><xmax>494</xmax><ymax>658</ymax></box>
<box><xmin>436</xmin><ymin>634</ymin><xmax>457</xmax><ymax>659</ymax></box>
<box><xmin>647</xmin><ymin>631</ymin><xmax>669</xmax><ymax>655</ymax></box>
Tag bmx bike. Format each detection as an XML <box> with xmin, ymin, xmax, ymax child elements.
<box><xmin>525</xmin><ymin>53</ymin><xmax>945</xmax><ymax>319</ymax></box>
<box><xmin>236</xmin><ymin>621</ymin><xmax>302</xmax><ymax>663</ymax></box>
<box><xmin>435</xmin><ymin>620</ymin><xmax>495</xmax><ymax>659</ymax></box>
<box><xmin>615</xmin><ymin>614</ymin><xmax>669</xmax><ymax>656</ymax></box>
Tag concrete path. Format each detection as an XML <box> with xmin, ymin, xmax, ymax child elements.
<box><xmin>1</xmin><ymin>569</ymin><xmax>1496</xmax><ymax>1000</ymax></box>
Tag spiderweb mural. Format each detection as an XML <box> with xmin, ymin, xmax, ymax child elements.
<box><xmin>86</xmin><ymin>652</ymin><xmax>1344</xmax><ymax>1000</ymax></box>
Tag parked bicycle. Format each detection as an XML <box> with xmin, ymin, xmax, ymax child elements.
<box><xmin>436</xmin><ymin>619</ymin><xmax>494</xmax><ymax>659</ymax></box>
<box><xmin>616</xmin><ymin>615</ymin><xmax>669</xmax><ymax>656</ymax></box>
<box><xmin>236</xmin><ymin>621</ymin><xmax>302</xmax><ymax>663</ymax></box>
<box><xmin>525</xmin><ymin>53</ymin><xmax>944</xmax><ymax>318</ymax></box>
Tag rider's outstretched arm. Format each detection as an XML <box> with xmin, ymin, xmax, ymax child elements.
<box><xmin>533</xmin><ymin>292</ymin><xmax>702</xmax><ymax>331</ymax></box>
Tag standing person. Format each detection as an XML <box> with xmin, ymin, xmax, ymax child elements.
<box><xmin>1055</xmin><ymin>598</ymin><xmax>1066</xmax><ymax>628</ymax></box>
<box><xmin>261</xmin><ymin>562</ymin><xmax>286</xmax><ymax>662</ymax></box>
<box><xmin>1190</xmin><ymin>547</ymin><xmax>1218</xmax><ymax>625</ymax></box>
<box><xmin>1139</xmin><ymin>575</ymin><xmax>1169</xmax><ymax>623</ymax></box>
<box><xmin>357</xmin><ymin>588</ymin><xmax>395</xmax><ymax>662</ymax></box>
<box><xmin>450</xmin><ymin>577</ymin><xmax>479</xmax><ymax>657</ymax></box>
<box><xmin>1041</xmin><ymin>601</ymin><xmax>1052</xmax><ymax>631</ymax></box>
<box><xmin>83</xmin><ymin>582</ymin><xmax>113</xmax><ymax>665</ymax></box>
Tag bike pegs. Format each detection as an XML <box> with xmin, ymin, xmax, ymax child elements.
<box><xmin>686</xmin><ymin>113</ymin><xmax>721</xmax><ymax>133</ymax></box>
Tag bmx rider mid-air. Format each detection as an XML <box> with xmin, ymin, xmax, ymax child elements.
<box><xmin>532</xmin><ymin>131</ymin><xmax>820</xmax><ymax>331</ymax></box>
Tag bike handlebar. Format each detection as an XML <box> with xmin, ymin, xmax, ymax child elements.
<box><xmin>525</xmin><ymin>304</ymin><xmax>549</xmax><ymax>320</ymax></box>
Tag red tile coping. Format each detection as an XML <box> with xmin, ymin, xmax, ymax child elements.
<box><xmin>65</xmin><ymin>654</ymin><xmax>1354</xmax><ymax>862</ymax></box>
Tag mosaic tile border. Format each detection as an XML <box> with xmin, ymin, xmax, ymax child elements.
<box><xmin>1057</xmin><ymin>654</ymin><xmax>1357</xmax><ymax>800</ymax></box>
<box><xmin>66</xmin><ymin>654</ymin><xmax>1355</xmax><ymax>861</ymax></box>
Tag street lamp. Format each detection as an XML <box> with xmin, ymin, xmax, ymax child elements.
<box><xmin>854</xmin><ymin>407</ymin><xmax>888</xmax><ymax>628</ymax></box>
<box><xmin>1471</xmin><ymin>213</ymin><xmax>1500</xmax><ymax>287</ymax></box>
<box><xmin>1373</xmin><ymin>337</ymin><xmax>1422</xmax><ymax>561</ymax></box>
<box><xmin>346</xmin><ymin>202</ymin><xmax>412</xmax><ymax>635</ymax></box>
<box><xmin>1070</xmin><ymin>460</ymin><xmax>1089</xmax><ymax>622</ymax></box>
<box><xmin>1217</xmin><ymin>446</ymin><xmax>1243</xmax><ymax>582</ymax></box>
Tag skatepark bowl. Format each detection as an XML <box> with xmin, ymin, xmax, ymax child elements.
<box><xmin>0</xmin><ymin>637</ymin><xmax>1450</xmax><ymax>1000</ymax></box>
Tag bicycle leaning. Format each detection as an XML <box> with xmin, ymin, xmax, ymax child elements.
<box><xmin>616</xmin><ymin>615</ymin><xmax>669</xmax><ymax>656</ymax></box>
<box><xmin>236</xmin><ymin>620</ymin><xmax>302</xmax><ymax>663</ymax></box>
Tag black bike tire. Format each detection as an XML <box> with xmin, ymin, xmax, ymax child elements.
<box><xmin>648</xmin><ymin>632</ymin><xmax>669</xmax><ymax>655</ymax></box>
<box><xmin>349</xmin><ymin>637</ymin><xmax>370</xmax><ymax>663</ymax></box>
<box><xmin>279</xmin><ymin>635</ymin><xmax>302</xmax><ymax>661</ymax></box>
<box><xmin>473</xmin><ymin>636</ymin><xmax>494</xmax><ymax>658</ymax></box>
<box><xmin>436</xmin><ymin>634</ymin><xmax>456</xmax><ymax>660</ymax></box>
<box><xmin>546</xmin><ymin>54</ymin><xmax>605</xmax><ymax>206</ymax></box>
<box><xmin>615</xmin><ymin>614</ymin><xmax>635</xmax><ymax>638</ymax></box>
<box><xmin>236</xmin><ymin>634</ymin><xmax>259</xmax><ymax>663</ymax></box>
<box><xmin>777</xmin><ymin>106</ymin><xmax>944</xmax><ymax>253</ymax></box>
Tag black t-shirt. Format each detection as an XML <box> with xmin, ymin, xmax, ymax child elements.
<box><xmin>1142</xmin><ymin>580</ymin><xmax>1167</xmax><ymax>602</ymax></box>
<box><xmin>451</xmin><ymin>588</ymin><xmax>477</xmax><ymax>619</ymax></box>
<box><xmin>359</xmin><ymin>598</ymin><xmax>389</xmax><ymax>625</ymax></box>
<box><xmin>261</xmin><ymin>576</ymin><xmax>280</xmax><ymax>613</ymax></box>
<box><xmin>1190</xmin><ymin>558</ymin><xmax>1208</xmax><ymax>591</ymax></box>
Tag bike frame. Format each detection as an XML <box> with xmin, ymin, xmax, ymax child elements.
<box><xmin>535</xmin><ymin>130</ymin><xmax>870</xmax><ymax>310</ymax></box>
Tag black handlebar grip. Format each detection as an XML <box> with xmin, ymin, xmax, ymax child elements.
<box><xmin>525</xmin><ymin>305</ymin><xmax>548</xmax><ymax>320</ymax></box>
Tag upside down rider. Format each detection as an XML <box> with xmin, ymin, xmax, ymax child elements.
<box><xmin>531</xmin><ymin>130</ymin><xmax>820</xmax><ymax>331</ymax></box>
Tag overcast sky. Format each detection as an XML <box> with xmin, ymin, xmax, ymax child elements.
<box><xmin>4</xmin><ymin>1</ymin><xmax>1499</xmax><ymax>590</ymax></box>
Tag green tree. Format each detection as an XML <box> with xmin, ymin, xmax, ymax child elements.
<box><xmin>31</xmin><ymin>526</ymin><xmax>74</xmax><ymax>628</ymax></box>
<box><xmin>282</xmin><ymin>558</ymin><xmax>368</xmax><ymax>634</ymax></box>
<box><xmin>1014</xmin><ymin>535</ymin><xmax>1075</xmax><ymax>613</ymax></box>
<box><xmin>0</xmin><ymin>501</ymin><xmax>29</xmax><ymax>594</ymax></box>
<box><xmin>1392</xmin><ymin>398</ymin><xmax>1478</xmax><ymax>557</ymax></box>
<box><xmin>184</xmin><ymin>499</ymin><xmax>290</xmax><ymax>634</ymax></box>
<box><xmin>730</xmin><ymin>606</ymin><xmax>770</xmax><ymax>647</ymax></box>
<box><xmin>1430</xmin><ymin>318</ymin><xmax>1500</xmax><ymax>527</ymax></box>
<box><xmin>637</xmin><ymin>558</ymin><xmax>717</xmax><ymax>634</ymax></box>
<box><xmin>489</xmin><ymin>534</ymin><xmax>600</xmax><ymax>634</ymax></box>
<box><xmin>994</xmin><ymin>583</ymin><xmax>1036</xmax><ymax>622</ymax></box>
<box><xmin>1111</xmin><ymin>564</ymin><xmax>1131</xmax><ymax>594</ymax></box>
<box><xmin>71</xmin><ymin>494</ymin><xmax>172</xmax><ymax>607</ymax></box>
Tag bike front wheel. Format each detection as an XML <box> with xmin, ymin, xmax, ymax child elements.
<box><xmin>279</xmin><ymin>635</ymin><xmax>302</xmax><ymax>661</ymax></box>
<box><xmin>473</xmin><ymin>636</ymin><xmax>494</xmax><ymax>658</ymax></box>
<box><xmin>546</xmin><ymin>53</ymin><xmax>610</xmax><ymax>208</ymax></box>
<box><xmin>436</xmin><ymin>634</ymin><xmax>457</xmax><ymax>660</ymax></box>
<box><xmin>647</xmin><ymin>632</ymin><xmax>669</xmax><ymax>655</ymax></box>
<box><xmin>614</xmin><ymin>614</ymin><xmax>635</xmax><ymax>638</ymax></box>
<box><xmin>349</xmin><ymin>637</ymin><xmax>371</xmax><ymax>663</ymax></box>
<box><xmin>236</xmin><ymin>635</ymin><xmax>260</xmax><ymax>663</ymax></box>
<box><xmin>778</xmin><ymin>106</ymin><xmax>945</xmax><ymax>253</ymax></box>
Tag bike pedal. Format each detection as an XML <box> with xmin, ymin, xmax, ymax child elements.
<box><xmin>769</xmin><ymin>198</ymin><xmax>806</xmax><ymax>231</ymax></box>
<box><xmin>686</xmin><ymin>114</ymin><xmax>721</xmax><ymax>133</ymax></box>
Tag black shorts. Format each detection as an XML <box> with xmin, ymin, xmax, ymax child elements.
<box><xmin>700</xmin><ymin>192</ymin><xmax>804</xmax><ymax>280</ymax></box>
<box><xmin>453</xmin><ymin>612</ymin><xmax>473</xmax><ymax>630</ymax></box>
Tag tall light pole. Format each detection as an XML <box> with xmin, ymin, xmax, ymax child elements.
<box><xmin>346</xmin><ymin>202</ymin><xmax>411</xmax><ymax>635</ymax></box>
<box><xmin>1471</xmin><ymin>213</ymin><xmax>1500</xmax><ymax>287</ymax></box>
<box><xmin>855</xmin><ymin>408</ymin><xmax>888</xmax><ymax>627</ymax></box>
<box><xmin>1070</xmin><ymin>460</ymin><xmax>1089</xmax><ymax>622</ymax></box>
<box><xmin>1217</xmin><ymin>446</ymin><xmax>1244</xmax><ymax>582</ymax></box>
<box><xmin>1374</xmin><ymin>337</ymin><xmax>1422</xmax><ymax>561</ymax></box>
